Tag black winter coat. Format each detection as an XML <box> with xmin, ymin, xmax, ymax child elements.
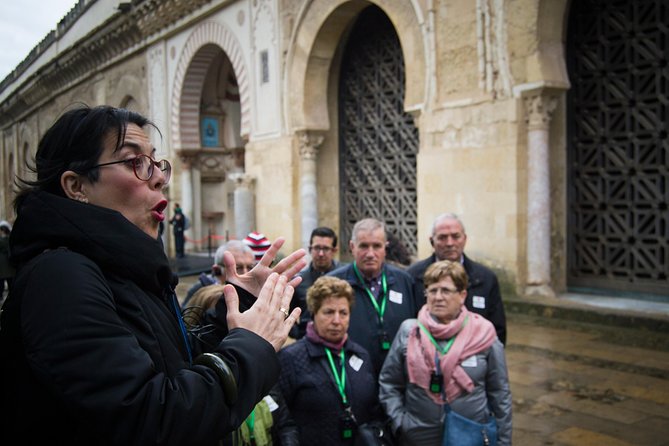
<box><xmin>0</xmin><ymin>192</ymin><xmax>279</xmax><ymax>446</ymax></box>
<box><xmin>277</xmin><ymin>337</ymin><xmax>382</xmax><ymax>445</ymax></box>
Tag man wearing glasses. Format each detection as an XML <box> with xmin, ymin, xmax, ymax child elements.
<box><xmin>407</xmin><ymin>212</ymin><xmax>507</xmax><ymax>344</ymax></box>
<box><xmin>181</xmin><ymin>240</ymin><xmax>256</xmax><ymax>308</ymax></box>
<box><xmin>289</xmin><ymin>227</ymin><xmax>343</xmax><ymax>339</ymax></box>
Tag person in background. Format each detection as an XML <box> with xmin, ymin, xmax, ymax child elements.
<box><xmin>182</xmin><ymin>240</ymin><xmax>256</xmax><ymax>308</ymax></box>
<box><xmin>0</xmin><ymin>105</ymin><xmax>304</xmax><ymax>445</ymax></box>
<box><xmin>385</xmin><ymin>230</ymin><xmax>413</xmax><ymax>269</ymax></box>
<box><xmin>290</xmin><ymin>226</ymin><xmax>343</xmax><ymax>339</ymax></box>
<box><xmin>170</xmin><ymin>202</ymin><xmax>186</xmax><ymax>258</ymax></box>
<box><xmin>182</xmin><ymin>284</ymin><xmax>299</xmax><ymax>446</ymax></box>
<box><xmin>379</xmin><ymin>260</ymin><xmax>512</xmax><ymax>445</ymax></box>
<box><xmin>245</xmin><ymin>231</ymin><xmax>272</xmax><ymax>262</ymax></box>
<box><xmin>407</xmin><ymin>213</ymin><xmax>507</xmax><ymax>344</ymax></box>
<box><xmin>0</xmin><ymin>220</ymin><xmax>14</xmax><ymax>304</ymax></box>
<box><xmin>328</xmin><ymin>218</ymin><xmax>422</xmax><ymax>375</ymax></box>
<box><xmin>278</xmin><ymin>276</ymin><xmax>383</xmax><ymax>445</ymax></box>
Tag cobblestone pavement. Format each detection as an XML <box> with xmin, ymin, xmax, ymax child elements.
<box><xmin>176</xmin><ymin>274</ymin><xmax>669</xmax><ymax>445</ymax></box>
<box><xmin>507</xmin><ymin>312</ymin><xmax>669</xmax><ymax>446</ymax></box>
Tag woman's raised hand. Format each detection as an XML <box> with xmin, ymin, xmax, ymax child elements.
<box><xmin>223</xmin><ymin>273</ymin><xmax>302</xmax><ymax>351</ymax></box>
<box><xmin>221</xmin><ymin>237</ymin><xmax>306</xmax><ymax>297</ymax></box>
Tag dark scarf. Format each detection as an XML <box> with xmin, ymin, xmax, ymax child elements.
<box><xmin>305</xmin><ymin>321</ymin><xmax>348</xmax><ymax>352</ymax></box>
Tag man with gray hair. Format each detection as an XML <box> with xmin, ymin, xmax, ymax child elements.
<box><xmin>328</xmin><ymin>218</ymin><xmax>421</xmax><ymax>375</ymax></box>
<box><xmin>407</xmin><ymin>213</ymin><xmax>507</xmax><ymax>344</ymax></box>
<box><xmin>181</xmin><ymin>239</ymin><xmax>255</xmax><ymax>308</ymax></box>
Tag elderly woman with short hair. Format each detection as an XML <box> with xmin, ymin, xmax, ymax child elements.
<box><xmin>379</xmin><ymin>260</ymin><xmax>512</xmax><ymax>445</ymax></box>
<box><xmin>277</xmin><ymin>275</ymin><xmax>384</xmax><ymax>444</ymax></box>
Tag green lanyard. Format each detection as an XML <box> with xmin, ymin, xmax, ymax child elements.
<box><xmin>417</xmin><ymin>315</ymin><xmax>469</xmax><ymax>355</ymax></box>
<box><xmin>324</xmin><ymin>347</ymin><xmax>348</xmax><ymax>406</ymax></box>
<box><xmin>245</xmin><ymin>408</ymin><xmax>255</xmax><ymax>439</ymax></box>
<box><xmin>352</xmin><ymin>262</ymin><xmax>388</xmax><ymax>324</ymax></box>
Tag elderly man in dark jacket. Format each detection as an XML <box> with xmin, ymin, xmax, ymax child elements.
<box><xmin>328</xmin><ymin>218</ymin><xmax>422</xmax><ymax>375</ymax></box>
<box><xmin>407</xmin><ymin>213</ymin><xmax>507</xmax><ymax>344</ymax></box>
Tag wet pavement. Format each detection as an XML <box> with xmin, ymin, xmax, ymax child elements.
<box><xmin>175</xmin><ymin>273</ymin><xmax>669</xmax><ymax>445</ymax></box>
<box><xmin>507</xmin><ymin>312</ymin><xmax>669</xmax><ymax>445</ymax></box>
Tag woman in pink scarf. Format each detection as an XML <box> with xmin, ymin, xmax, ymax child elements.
<box><xmin>379</xmin><ymin>260</ymin><xmax>512</xmax><ymax>445</ymax></box>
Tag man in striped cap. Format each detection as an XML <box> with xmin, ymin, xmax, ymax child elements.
<box><xmin>244</xmin><ymin>231</ymin><xmax>271</xmax><ymax>262</ymax></box>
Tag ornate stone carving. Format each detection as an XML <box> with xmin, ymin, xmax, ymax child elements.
<box><xmin>297</xmin><ymin>131</ymin><xmax>324</xmax><ymax>161</ymax></box>
<box><xmin>524</xmin><ymin>92</ymin><xmax>558</xmax><ymax>130</ymax></box>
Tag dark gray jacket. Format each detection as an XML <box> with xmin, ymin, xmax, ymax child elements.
<box><xmin>379</xmin><ymin>318</ymin><xmax>512</xmax><ymax>446</ymax></box>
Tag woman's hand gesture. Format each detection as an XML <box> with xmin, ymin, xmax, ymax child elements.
<box><xmin>221</xmin><ymin>237</ymin><xmax>306</xmax><ymax>297</ymax></box>
<box><xmin>224</xmin><ymin>273</ymin><xmax>301</xmax><ymax>351</ymax></box>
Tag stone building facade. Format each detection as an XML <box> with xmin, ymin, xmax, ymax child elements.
<box><xmin>1</xmin><ymin>0</ymin><xmax>666</xmax><ymax>301</ymax></box>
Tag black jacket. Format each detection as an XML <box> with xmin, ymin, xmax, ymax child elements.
<box><xmin>407</xmin><ymin>253</ymin><xmax>507</xmax><ymax>344</ymax></box>
<box><xmin>278</xmin><ymin>337</ymin><xmax>382</xmax><ymax>445</ymax></box>
<box><xmin>0</xmin><ymin>192</ymin><xmax>279</xmax><ymax>446</ymax></box>
<box><xmin>327</xmin><ymin>263</ymin><xmax>423</xmax><ymax>375</ymax></box>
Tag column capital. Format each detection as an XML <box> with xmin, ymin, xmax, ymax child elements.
<box><xmin>297</xmin><ymin>130</ymin><xmax>325</xmax><ymax>161</ymax></box>
<box><xmin>522</xmin><ymin>90</ymin><xmax>559</xmax><ymax>131</ymax></box>
<box><xmin>228</xmin><ymin>172</ymin><xmax>255</xmax><ymax>189</ymax></box>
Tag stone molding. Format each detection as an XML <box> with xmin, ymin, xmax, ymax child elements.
<box><xmin>0</xmin><ymin>0</ymin><xmax>208</xmax><ymax>126</ymax></box>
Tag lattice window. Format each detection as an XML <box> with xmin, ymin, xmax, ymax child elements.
<box><xmin>567</xmin><ymin>0</ymin><xmax>669</xmax><ymax>295</ymax></box>
<box><xmin>338</xmin><ymin>6</ymin><xmax>418</xmax><ymax>257</ymax></box>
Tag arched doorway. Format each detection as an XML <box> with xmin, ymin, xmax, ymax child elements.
<box><xmin>178</xmin><ymin>43</ymin><xmax>245</xmax><ymax>252</ymax></box>
<box><xmin>566</xmin><ymin>0</ymin><xmax>669</xmax><ymax>297</ymax></box>
<box><xmin>338</xmin><ymin>5</ymin><xmax>419</xmax><ymax>256</ymax></box>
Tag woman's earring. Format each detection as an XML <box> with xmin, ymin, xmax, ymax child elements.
<box><xmin>77</xmin><ymin>196</ymin><xmax>88</xmax><ymax>204</ymax></box>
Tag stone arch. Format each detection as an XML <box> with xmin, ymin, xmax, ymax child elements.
<box><xmin>111</xmin><ymin>73</ymin><xmax>146</xmax><ymax>114</ymax></box>
<box><xmin>532</xmin><ymin>0</ymin><xmax>571</xmax><ymax>88</ymax></box>
<box><xmin>171</xmin><ymin>21</ymin><xmax>250</xmax><ymax>149</ymax></box>
<box><xmin>285</xmin><ymin>0</ymin><xmax>427</xmax><ymax>131</ymax></box>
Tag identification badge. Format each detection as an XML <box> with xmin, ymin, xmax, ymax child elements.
<box><xmin>349</xmin><ymin>354</ymin><xmax>363</xmax><ymax>372</ymax></box>
<box><xmin>263</xmin><ymin>395</ymin><xmax>279</xmax><ymax>412</ymax></box>
<box><xmin>379</xmin><ymin>330</ymin><xmax>391</xmax><ymax>350</ymax></box>
<box><xmin>389</xmin><ymin>290</ymin><xmax>403</xmax><ymax>304</ymax></box>
<box><xmin>461</xmin><ymin>355</ymin><xmax>477</xmax><ymax>367</ymax></box>
<box><xmin>472</xmin><ymin>295</ymin><xmax>486</xmax><ymax>309</ymax></box>
<box><xmin>429</xmin><ymin>371</ymin><xmax>443</xmax><ymax>394</ymax></box>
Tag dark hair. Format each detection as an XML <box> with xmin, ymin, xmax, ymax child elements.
<box><xmin>385</xmin><ymin>230</ymin><xmax>412</xmax><ymax>267</ymax></box>
<box><xmin>14</xmin><ymin>104</ymin><xmax>157</xmax><ymax>211</ymax></box>
<box><xmin>310</xmin><ymin>226</ymin><xmax>338</xmax><ymax>248</ymax></box>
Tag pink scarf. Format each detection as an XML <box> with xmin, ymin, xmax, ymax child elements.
<box><xmin>407</xmin><ymin>304</ymin><xmax>497</xmax><ymax>404</ymax></box>
<box><xmin>305</xmin><ymin>321</ymin><xmax>348</xmax><ymax>352</ymax></box>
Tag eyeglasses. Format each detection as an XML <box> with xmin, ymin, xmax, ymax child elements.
<box><xmin>88</xmin><ymin>154</ymin><xmax>171</xmax><ymax>183</ymax></box>
<box><xmin>425</xmin><ymin>286</ymin><xmax>461</xmax><ymax>297</ymax></box>
<box><xmin>235</xmin><ymin>263</ymin><xmax>256</xmax><ymax>274</ymax></box>
<box><xmin>310</xmin><ymin>246</ymin><xmax>333</xmax><ymax>254</ymax></box>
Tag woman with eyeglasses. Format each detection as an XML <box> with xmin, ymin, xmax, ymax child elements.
<box><xmin>378</xmin><ymin>260</ymin><xmax>512</xmax><ymax>445</ymax></box>
<box><xmin>0</xmin><ymin>105</ymin><xmax>305</xmax><ymax>445</ymax></box>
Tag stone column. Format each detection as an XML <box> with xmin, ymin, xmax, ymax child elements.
<box><xmin>523</xmin><ymin>91</ymin><xmax>558</xmax><ymax>298</ymax></box>
<box><xmin>229</xmin><ymin>173</ymin><xmax>255</xmax><ymax>240</ymax></box>
<box><xmin>179</xmin><ymin>153</ymin><xmax>195</xmax><ymax>252</ymax></box>
<box><xmin>298</xmin><ymin>131</ymin><xmax>324</xmax><ymax>250</ymax></box>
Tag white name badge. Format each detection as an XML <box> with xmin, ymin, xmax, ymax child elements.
<box><xmin>349</xmin><ymin>354</ymin><xmax>363</xmax><ymax>371</ymax></box>
<box><xmin>389</xmin><ymin>290</ymin><xmax>403</xmax><ymax>304</ymax></box>
<box><xmin>263</xmin><ymin>395</ymin><xmax>279</xmax><ymax>411</ymax></box>
<box><xmin>461</xmin><ymin>355</ymin><xmax>477</xmax><ymax>367</ymax></box>
<box><xmin>472</xmin><ymin>295</ymin><xmax>486</xmax><ymax>309</ymax></box>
